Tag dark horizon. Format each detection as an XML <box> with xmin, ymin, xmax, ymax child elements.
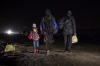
<box><xmin>0</xmin><ymin>0</ymin><xmax>100</xmax><ymax>32</ymax></box>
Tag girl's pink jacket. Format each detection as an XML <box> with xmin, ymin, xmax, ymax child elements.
<box><xmin>28</xmin><ymin>32</ymin><xmax>40</xmax><ymax>40</ymax></box>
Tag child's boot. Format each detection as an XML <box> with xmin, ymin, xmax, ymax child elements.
<box><xmin>34</xmin><ymin>48</ymin><xmax>37</xmax><ymax>54</ymax></box>
<box><xmin>36</xmin><ymin>48</ymin><xmax>39</xmax><ymax>53</ymax></box>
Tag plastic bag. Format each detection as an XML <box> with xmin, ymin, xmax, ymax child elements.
<box><xmin>72</xmin><ymin>35</ymin><xmax>78</xmax><ymax>43</ymax></box>
<box><xmin>5</xmin><ymin>44</ymin><xmax>15</xmax><ymax>52</ymax></box>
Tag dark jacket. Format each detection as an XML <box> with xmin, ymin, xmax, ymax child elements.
<box><xmin>63</xmin><ymin>16</ymin><xmax>76</xmax><ymax>35</ymax></box>
<box><xmin>42</xmin><ymin>15</ymin><xmax>55</xmax><ymax>34</ymax></box>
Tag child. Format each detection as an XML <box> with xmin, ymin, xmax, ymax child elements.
<box><xmin>28</xmin><ymin>23</ymin><xmax>40</xmax><ymax>54</ymax></box>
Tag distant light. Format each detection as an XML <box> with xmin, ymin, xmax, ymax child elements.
<box><xmin>6</xmin><ymin>30</ymin><xmax>13</xmax><ymax>34</ymax></box>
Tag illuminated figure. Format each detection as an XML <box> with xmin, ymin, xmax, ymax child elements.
<box><xmin>28</xmin><ymin>23</ymin><xmax>40</xmax><ymax>54</ymax></box>
<box><xmin>40</xmin><ymin>9</ymin><xmax>58</xmax><ymax>54</ymax></box>
<box><xmin>59</xmin><ymin>10</ymin><xmax>77</xmax><ymax>53</ymax></box>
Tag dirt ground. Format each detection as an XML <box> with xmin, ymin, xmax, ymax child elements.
<box><xmin>0</xmin><ymin>42</ymin><xmax>100</xmax><ymax>66</ymax></box>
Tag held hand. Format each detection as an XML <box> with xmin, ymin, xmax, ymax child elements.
<box><xmin>73</xmin><ymin>33</ymin><xmax>76</xmax><ymax>35</ymax></box>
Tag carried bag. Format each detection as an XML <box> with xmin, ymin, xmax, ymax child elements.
<box><xmin>72</xmin><ymin>35</ymin><xmax>78</xmax><ymax>43</ymax></box>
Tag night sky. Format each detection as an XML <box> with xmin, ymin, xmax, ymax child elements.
<box><xmin>0</xmin><ymin>0</ymin><xmax>100</xmax><ymax>32</ymax></box>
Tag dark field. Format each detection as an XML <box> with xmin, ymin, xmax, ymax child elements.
<box><xmin>0</xmin><ymin>29</ymin><xmax>100</xmax><ymax>66</ymax></box>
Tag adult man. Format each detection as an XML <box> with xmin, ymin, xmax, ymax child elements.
<box><xmin>62</xmin><ymin>10</ymin><xmax>76</xmax><ymax>53</ymax></box>
<box><xmin>40</xmin><ymin>9</ymin><xmax>58</xmax><ymax>54</ymax></box>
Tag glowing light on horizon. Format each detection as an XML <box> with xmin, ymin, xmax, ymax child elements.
<box><xmin>6</xmin><ymin>30</ymin><xmax>13</xmax><ymax>34</ymax></box>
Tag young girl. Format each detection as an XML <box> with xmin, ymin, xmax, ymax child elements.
<box><xmin>28</xmin><ymin>23</ymin><xmax>40</xmax><ymax>54</ymax></box>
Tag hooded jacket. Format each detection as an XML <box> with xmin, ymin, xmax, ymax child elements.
<box><xmin>63</xmin><ymin>15</ymin><xmax>76</xmax><ymax>35</ymax></box>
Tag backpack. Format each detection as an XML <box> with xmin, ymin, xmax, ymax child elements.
<box><xmin>52</xmin><ymin>19</ymin><xmax>58</xmax><ymax>34</ymax></box>
<box><xmin>40</xmin><ymin>18</ymin><xmax>58</xmax><ymax>34</ymax></box>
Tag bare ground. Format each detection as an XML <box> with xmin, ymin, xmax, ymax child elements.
<box><xmin>0</xmin><ymin>42</ymin><xmax>100</xmax><ymax>66</ymax></box>
<box><xmin>14</xmin><ymin>42</ymin><xmax>100</xmax><ymax>66</ymax></box>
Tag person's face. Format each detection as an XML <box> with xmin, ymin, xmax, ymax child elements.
<box><xmin>33</xmin><ymin>28</ymin><xmax>37</xmax><ymax>32</ymax></box>
<box><xmin>67</xmin><ymin>10</ymin><xmax>72</xmax><ymax>16</ymax></box>
<box><xmin>46</xmin><ymin>10</ymin><xmax>51</xmax><ymax>16</ymax></box>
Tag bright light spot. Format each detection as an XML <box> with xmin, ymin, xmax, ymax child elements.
<box><xmin>6</xmin><ymin>30</ymin><xmax>13</xmax><ymax>34</ymax></box>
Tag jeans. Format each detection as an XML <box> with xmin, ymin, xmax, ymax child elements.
<box><xmin>44</xmin><ymin>32</ymin><xmax>54</xmax><ymax>51</ymax></box>
<box><xmin>33</xmin><ymin>40</ymin><xmax>39</xmax><ymax>48</ymax></box>
<box><xmin>64</xmin><ymin>34</ymin><xmax>72</xmax><ymax>51</ymax></box>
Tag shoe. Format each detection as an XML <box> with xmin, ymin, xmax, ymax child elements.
<box><xmin>47</xmin><ymin>50</ymin><xmax>50</xmax><ymax>55</ymax></box>
<box><xmin>64</xmin><ymin>50</ymin><xmax>72</xmax><ymax>54</ymax></box>
<box><xmin>69</xmin><ymin>50</ymin><xmax>72</xmax><ymax>53</ymax></box>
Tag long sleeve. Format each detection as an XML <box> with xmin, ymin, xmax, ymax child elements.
<box><xmin>71</xmin><ymin>16</ymin><xmax>76</xmax><ymax>34</ymax></box>
<box><xmin>28</xmin><ymin>32</ymin><xmax>33</xmax><ymax>40</ymax></box>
